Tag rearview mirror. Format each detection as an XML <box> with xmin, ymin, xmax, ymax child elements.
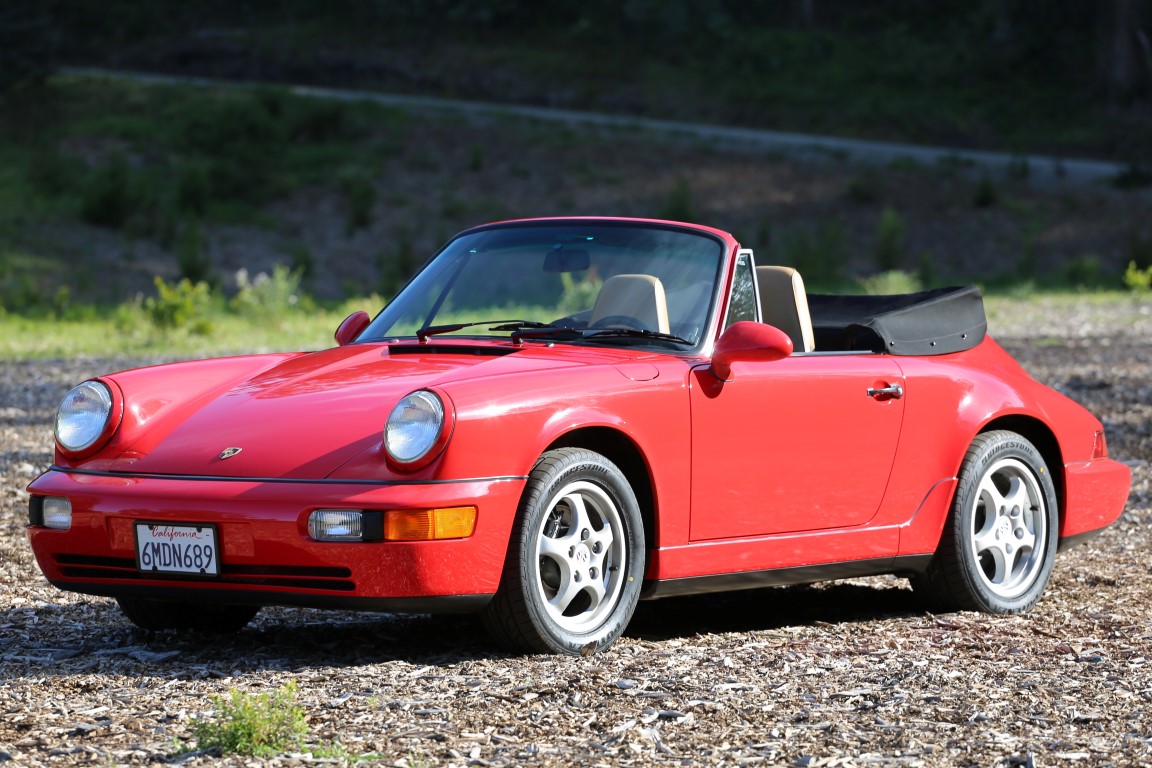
<box><xmin>543</xmin><ymin>248</ymin><xmax>590</xmax><ymax>273</ymax></box>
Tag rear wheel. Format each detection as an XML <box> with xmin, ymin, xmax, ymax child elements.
<box><xmin>116</xmin><ymin>597</ymin><xmax>259</xmax><ymax>633</ymax></box>
<box><xmin>914</xmin><ymin>430</ymin><xmax>1058</xmax><ymax>614</ymax></box>
<box><xmin>483</xmin><ymin>448</ymin><xmax>645</xmax><ymax>655</ymax></box>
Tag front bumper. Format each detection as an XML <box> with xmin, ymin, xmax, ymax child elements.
<box><xmin>26</xmin><ymin>468</ymin><xmax>526</xmax><ymax>612</ymax></box>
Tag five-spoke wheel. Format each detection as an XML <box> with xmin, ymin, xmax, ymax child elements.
<box><xmin>483</xmin><ymin>448</ymin><xmax>645</xmax><ymax>654</ymax></box>
<box><xmin>914</xmin><ymin>430</ymin><xmax>1058</xmax><ymax>614</ymax></box>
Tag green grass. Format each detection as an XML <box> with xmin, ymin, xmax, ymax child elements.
<box><xmin>0</xmin><ymin>300</ymin><xmax>367</xmax><ymax>360</ymax></box>
<box><xmin>2</xmin><ymin>289</ymin><xmax>1146</xmax><ymax>362</ymax></box>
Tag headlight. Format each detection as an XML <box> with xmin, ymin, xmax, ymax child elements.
<box><xmin>384</xmin><ymin>390</ymin><xmax>450</xmax><ymax>469</ymax></box>
<box><xmin>55</xmin><ymin>380</ymin><xmax>116</xmax><ymax>455</ymax></box>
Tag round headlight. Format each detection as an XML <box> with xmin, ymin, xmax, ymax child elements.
<box><xmin>385</xmin><ymin>390</ymin><xmax>448</xmax><ymax>467</ymax></box>
<box><xmin>55</xmin><ymin>380</ymin><xmax>114</xmax><ymax>454</ymax></box>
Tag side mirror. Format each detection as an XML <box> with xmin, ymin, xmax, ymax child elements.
<box><xmin>334</xmin><ymin>311</ymin><xmax>371</xmax><ymax>346</ymax></box>
<box><xmin>711</xmin><ymin>321</ymin><xmax>793</xmax><ymax>381</ymax></box>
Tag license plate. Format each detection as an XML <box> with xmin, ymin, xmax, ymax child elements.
<box><xmin>135</xmin><ymin>523</ymin><xmax>220</xmax><ymax>576</ymax></box>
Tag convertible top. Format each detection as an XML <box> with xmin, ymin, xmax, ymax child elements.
<box><xmin>807</xmin><ymin>285</ymin><xmax>987</xmax><ymax>355</ymax></box>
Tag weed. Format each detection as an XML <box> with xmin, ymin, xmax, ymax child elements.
<box><xmin>143</xmin><ymin>276</ymin><xmax>214</xmax><ymax>335</ymax></box>
<box><xmin>230</xmin><ymin>265</ymin><xmax>303</xmax><ymax>324</ymax></box>
<box><xmin>1124</xmin><ymin>260</ymin><xmax>1152</xmax><ymax>292</ymax></box>
<box><xmin>189</xmin><ymin>681</ymin><xmax>308</xmax><ymax>758</ymax></box>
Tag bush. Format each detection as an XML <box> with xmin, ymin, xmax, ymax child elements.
<box><xmin>229</xmin><ymin>265</ymin><xmax>303</xmax><ymax>324</ymax></box>
<box><xmin>190</xmin><ymin>682</ymin><xmax>308</xmax><ymax>758</ymax></box>
<box><xmin>1124</xmin><ymin>260</ymin><xmax>1152</xmax><ymax>292</ymax></box>
<box><xmin>143</xmin><ymin>276</ymin><xmax>214</xmax><ymax>335</ymax></box>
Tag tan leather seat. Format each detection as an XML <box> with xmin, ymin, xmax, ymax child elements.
<box><xmin>590</xmin><ymin>274</ymin><xmax>671</xmax><ymax>334</ymax></box>
<box><xmin>756</xmin><ymin>265</ymin><xmax>815</xmax><ymax>352</ymax></box>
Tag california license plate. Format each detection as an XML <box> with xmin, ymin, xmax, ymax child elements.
<box><xmin>135</xmin><ymin>523</ymin><xmax>220</xmax><ymax>576</ymax></box>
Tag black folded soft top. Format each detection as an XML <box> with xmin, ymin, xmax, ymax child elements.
<box><xmin>807</xmin><ymin>285</ymin><xmax>987</xmax><ymax>355</ymax></box>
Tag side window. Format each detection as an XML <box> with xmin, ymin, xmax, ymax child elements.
<box><xmin>723</xmin><ymin>252</ymin><xmax>757</xmax><ymax>329</ymax></box>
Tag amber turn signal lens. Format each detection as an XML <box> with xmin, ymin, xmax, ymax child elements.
<box><xmin>383</xmin><ymin>506</ymin><xmax>476</xmax><ymax>541</ymax></box>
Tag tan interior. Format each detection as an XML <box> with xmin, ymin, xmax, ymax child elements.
<box><xmin>590</xmin><ymin>274</ymin><xmax>671</xmax><ymax>334</ymax></box>
<box><xmin>755</xmin><ymin>265</ymin><xmax>815</xmax><ymax>352</ymax></box>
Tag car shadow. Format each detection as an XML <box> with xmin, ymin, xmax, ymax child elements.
<box><xmin>626</xmin><ymin>578</ymin><xmax>923</xmax><ymax>641</ymax></box>
<box><xmin>0</xmin><ymin>579</ymin><xmax>923</xmax><ymax>679</ymax></box>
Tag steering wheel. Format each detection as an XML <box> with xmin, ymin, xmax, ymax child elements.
<box><xmin>589</xmin><ymin>315</ymin><xmax>652</xmax><ymax>332</ymax></box>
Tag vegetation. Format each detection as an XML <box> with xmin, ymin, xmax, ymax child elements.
<box><xmin>189</xmin><ymin>682</ymin><xmax>309</xmax><ymax>758</ymax></box>
<box><xmin>8</xmin><ymin>1</ymin><xmax>1149</xmax><ymax>163</ymax></box>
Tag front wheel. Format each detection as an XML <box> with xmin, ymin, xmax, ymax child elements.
<box><xmin>914</xmin><ymin>430</ymin><xmax>1059</xmax><ymax>614</ymax></box>
<box><xmin>483</xmin><ymin>448</ymin><xmax>645</xmax><ymax>655</ymax></box>
<box><xmin>116</xmin><ymin>597</ymin><xmax>259</xmax><ymax>633</ymax></box>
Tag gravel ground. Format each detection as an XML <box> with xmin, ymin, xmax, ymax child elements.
<box><xmin>2</xmin><ymin>302</ymin><xmax>1151</xmax><ymax>767</ymax></box>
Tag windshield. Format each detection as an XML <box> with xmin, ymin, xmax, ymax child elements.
<box><xmin>359</xmin><ymin>222</ymin><xmax>725</xmax><ymax>348</ymax></box>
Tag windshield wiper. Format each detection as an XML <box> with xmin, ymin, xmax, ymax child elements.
<box><xmin>416</xmin><ymin>319</ymin><xmax>554</xmax><ymax>341</ymax></box>
<box><xmin>510</xmin><ymin>326</ymin><xmax>694</xmax><ymax>346</ymax></box>
<box><xmin>585</xmin><ymin>328</ymin><xmax>694</xmax><ymax>346</ymax></box>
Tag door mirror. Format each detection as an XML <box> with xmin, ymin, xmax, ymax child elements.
<box><xmin>334</xmin><ymin>311</ymin><xmax>371</xmax><ymax>346</ymax></box>
<box><xmin>711</xmin><ymin>321</ymin><xmax>792</xmax><ymax>380</ymax></box>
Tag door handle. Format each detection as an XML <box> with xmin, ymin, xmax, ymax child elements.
<box><xmin>867</xmin><ymin>384</ymin><xmax>904</xmax><ymax>399</ymax></box>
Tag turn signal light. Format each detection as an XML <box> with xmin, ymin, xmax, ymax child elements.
<box><xmin>384</xmin><ymin>507</ymin><xmax>476</xmax><ymax>541</ymax></box>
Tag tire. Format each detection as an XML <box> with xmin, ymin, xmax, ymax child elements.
<box><xmin>116</xmin><ymin>597</ymin><xmax>259</xmax><ymax>633</ymax></box>
<box><xmin>914</xmin><ymin>430</ymin><xmax>1059</xmax><ymax>614</ymax></box>
<box><xmin>483</xmin><ymin>448</ymin><xmax>646</xmax><ymax>655</ymax></box>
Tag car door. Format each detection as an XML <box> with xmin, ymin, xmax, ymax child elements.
<box><xmin>689</xmin><ymin>353</ymin><xmax>906</xmax><ymax>540</ymax></box>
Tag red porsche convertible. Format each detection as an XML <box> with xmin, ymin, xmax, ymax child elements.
<box><xmin>27</xmin><ymin>217</ymin><xmax>1131</xmax><ymax>655</ymax></box>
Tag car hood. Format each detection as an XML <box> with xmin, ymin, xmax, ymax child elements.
<box><xmin>102</xmin><ymin>341</ymin><xmax>658</xmax><ymax>479</ymax></box>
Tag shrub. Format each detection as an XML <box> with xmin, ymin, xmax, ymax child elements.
<box><xmin>230</xmin><ymin>265</ymin><xmax>303</xmax><ymax>323</ymax></box>
<box><xmin>190</xmin><ymin>682</ymin><xmax>308</xmax><ymax>758</ymax></box>
<box><xmin>1124</xmin><ymin>260</ymin><xmax>1152</xmax><ymax>292</ymax></box>
<box><xmin>143</xmin><ymin>276</ymin><xmax>214</xmax><ymax>335</ymax></box>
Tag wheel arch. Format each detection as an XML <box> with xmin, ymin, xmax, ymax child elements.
<box><xmin>544</xmin><ymin>427</ymin><xmax>656</xmax><ymax>553</ymax></box>
<box><xmin>978</xmin><ymin>415</ymin><xmax>1065</xmax><ymax>521</ymax></box>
